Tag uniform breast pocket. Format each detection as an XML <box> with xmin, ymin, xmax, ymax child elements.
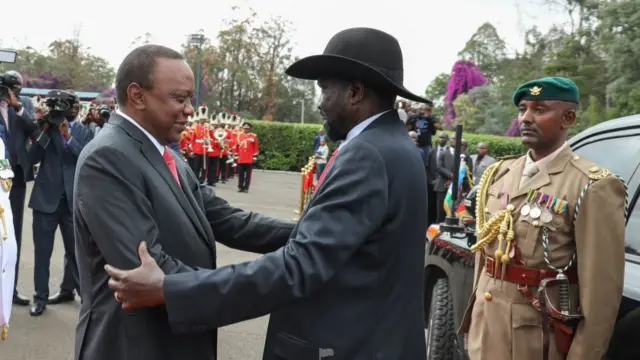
<box><xmin>516</xmin><ymin>216</ymin><xmax>543</xmax><ymax>259</ymax></box>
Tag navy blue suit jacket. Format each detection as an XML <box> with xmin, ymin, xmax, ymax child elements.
<box><xmin>1</xmin><ymin>98</ymin><xmax>39</xmax><ymax>182</ymax></box>
<box><xmin>28</xmin><ymin>121</ymin><xmax>94</xmax><ymax>213</ymax></box>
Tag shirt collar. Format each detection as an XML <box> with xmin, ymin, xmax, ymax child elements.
<box><xmin>339</xmin><ymin>110</ymin><xmax>391</xmax><ymax>149</ymax></box>
<box><xmin>116</xmin><ymin>109</ymin><xmax>164</xmax><ymax>154</ymax></box>
<box><xmin>525</xmin><ymin>142</ymin><xmax>568</xmax><ymax>170</ymax></box>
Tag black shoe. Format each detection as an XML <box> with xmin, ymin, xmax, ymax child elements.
<box><xmin>243</xmin><ymin>189</ymin><xmax>249</xmax><ymax>193</ymax></box>
<box><xmin>29</xmin><ymin>302</ymin><xmax>46</xmax><ymax>316</ymax></box>
<box><xmin>13</xmin><ymin>292</ymin><xmax>30</xmax><ymax>306</ymax></box>
<box><xmin>48</xmin><ymin>291</ymin><xmax>75</xmax><ymax>305</ymax></box>
<box><xmin>237</xmin><ymin>188</ymin><xmax>244</xmax><ymax>192</ymax></box>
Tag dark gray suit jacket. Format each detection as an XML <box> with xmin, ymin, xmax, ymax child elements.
<box><xmin>73</xmin><ymin>114</ymin><xmax>294</xmax><ymax>360</ymax></box>
<box><xmin>435</xmin><ymin>146</ymin><xmax>454</xmax><ymax>192</ymax></box>
<box><xmin>162</xmin><ymin>111</ymin><xmax>428</xmax><ymax>360</ymax></box>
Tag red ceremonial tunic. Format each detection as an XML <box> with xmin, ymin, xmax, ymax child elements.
<box><xmin>236</xmin><ymin>133</ymin><xmax>259</xmax><ymax>164</ymax></box>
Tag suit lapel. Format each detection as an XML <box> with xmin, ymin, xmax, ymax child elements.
<box><xmin>176</xmin><ymin>159</ymin><xmax>215</xmax><ymax>246</ymax></box>
<box><xmin>112</xmin><ymin>114</ymin><xmax>209</xmax><ymax>242</ymax></box>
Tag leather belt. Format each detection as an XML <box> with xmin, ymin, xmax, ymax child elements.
<box><xmin>485</xmin><ymin>257</ymin><xmax>578</xmax><ymax>286</ymax></box>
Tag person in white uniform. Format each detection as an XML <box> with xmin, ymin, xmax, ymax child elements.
<box><xmin>0</xmin><ymin>136</ymin><xmax>17</xmax><ymax>340</ymax></box>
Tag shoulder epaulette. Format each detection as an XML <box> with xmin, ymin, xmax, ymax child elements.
<box><xmin>497</xmin><ymin>154</ymin><xmax>524</xmax><ymax>161</ymax></box>
<box><xmin>569</xmin><ymin>154</ymin><xmax>610</xmax><ymax>181</ymax></box>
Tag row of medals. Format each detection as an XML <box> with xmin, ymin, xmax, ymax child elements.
<box><xmin>520</xmin><ymin>202</ymin><xmax>553</xmax><ymax>223</ymax></box>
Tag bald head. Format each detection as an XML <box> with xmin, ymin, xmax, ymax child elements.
<box><xmin>477</xmin><ymin>142</ymin><xmax>489</xmax><ymax>156</ymax></box>
<box><xmin>4</xmin><ymin>70</ymin><xmax>23</xmax><ymax>96</ymax></box>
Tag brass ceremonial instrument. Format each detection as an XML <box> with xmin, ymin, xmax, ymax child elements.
<box><xmin>196</xmin><ymin>106</ymin><xmax>212</xmax><ymax>170</ymax></box>
<box><xmin>293</xmin><ymin>156</ymin><xmax>317</xmax><ymax>221</ymax></box>
<box><xmin>1</xmin><ymin>324</ymin><xmax>7</xmax><ymax>340</ymax></box>
<box><xmin>214</xmin><ymin>128</ymin><xmax>226</xmax><ymax>158</ymax></box>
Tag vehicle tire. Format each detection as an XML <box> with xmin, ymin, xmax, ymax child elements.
<box><xmin>425</xmin><ymin>277</ymin><xmax>455</xmax><ymax>360</ymax></box>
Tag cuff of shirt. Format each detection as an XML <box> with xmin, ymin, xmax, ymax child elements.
<box><xmin>16</xmin><ymin>107</ymin><xmax>24</xmax><ymax>117</ymax></box>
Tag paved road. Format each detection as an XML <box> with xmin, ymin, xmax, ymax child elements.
<box><xmin>2</xmin><ymin>171</ymin><xmax>302</xmax><ymax>360</ymax></box>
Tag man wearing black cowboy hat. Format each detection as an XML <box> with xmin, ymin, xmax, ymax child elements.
<box><xmin>103</xmin><ymin>27</ymin><xmax>432</xmax><ymax>360</ymax></box>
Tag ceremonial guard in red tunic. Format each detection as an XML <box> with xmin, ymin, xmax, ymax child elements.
<box><xmin>206</xmin><ymin>123</ymin><xmax>223</xmax><ymax>186</ymax></box>
<box><xmin>235</xmin><ymin>122</ymin><xmax>258</xmax><ymax>192</ymax></box>
<box><xmin>191</xmin><ymin>115</ymin><xmax>208</xmax><ymax>183</ymax></box>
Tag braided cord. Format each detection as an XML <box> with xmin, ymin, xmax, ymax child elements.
<box><xmin>542</xmin><ymin>173</ymin><xmax>629</xmax><ymax>272</ymax></box>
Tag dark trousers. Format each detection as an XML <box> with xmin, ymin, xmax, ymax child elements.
<box><xmin>436</xmin><ymin>191</ymin><xmax>447</xmax><ymax>223</ymax></box>
<box><xmin>427</xmin><ymin>182</ymin><xmax>438</xmax><ymax>225</ymax></box>
<box><xmin>187</xmin><ymin>155</ymin><xmax>195</xmax><ymax>172</ymax></box>
<box><xmin>193</xmin><ymin>154</ymin><xmax>206</xmax><ymax>182</ymax></box>
<box><xmin>237</xmin><ymin>163</ymin><xmax>253</xmax><ymax>190</ymax></box>
<box><xmin>218</xmin><ymin>155</ymin><xmax>228</xmax><ymax>181</ymax></box>
<box><xmin>9</xmin><ymin>167</ymin><xmax>26</xmax><ymax>294</ymax></box>
<box><xmin>32</xmin><ymin>196</ymin><xmax>78</xmax><ymax>304</ymax></box>
<box><xmin>206</xmin><ymin>156</ymin><xmax>220</xmax><ymax>185</ymax></box>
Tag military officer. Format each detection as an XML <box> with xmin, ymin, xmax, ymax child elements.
<box><xmin>459</xmin><ymin>77</ymin><xmax>626</xmax><ymax>360</ymax></box>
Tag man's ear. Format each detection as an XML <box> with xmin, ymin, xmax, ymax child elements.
<box><xmin>127</xmin><ymin>83</ymin><xmax>146</xmax><ymax>111</ymax></box>
<box><xmin>561</xmin><ymin>109</ymin><xmax>577</xmax><ymax>129</ymax></box>
<box><xmin>348</xmin><ymin>82</ymin><xmax>365</xmax><ymax>105</ymax></box>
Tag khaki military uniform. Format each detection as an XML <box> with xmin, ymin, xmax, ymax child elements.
<box><xmin>459</xmin><ymin>144</ymin><xmax>626</xmax><ymax>360</ymax></box>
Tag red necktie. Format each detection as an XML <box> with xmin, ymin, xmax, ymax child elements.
<box><xmin>315</xmin><ymin>148</ymin><xmax>339</xmax><ymax>190</ymax></box>
<box><xmin>163</xmin><ymin>147</ymin><xmax>182</xmax><ymax>187</ymax></box>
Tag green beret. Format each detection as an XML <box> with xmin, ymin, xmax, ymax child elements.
<box><xmin>512</xmin><ymin>77</ymin><xmax>579</xmax><ymax>106</ymax></box>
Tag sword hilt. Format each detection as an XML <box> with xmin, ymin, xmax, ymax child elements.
<box><xmin>556</xmin><ymin>272</ymin><xmax>570</xmax><ymax>315</ymax></box>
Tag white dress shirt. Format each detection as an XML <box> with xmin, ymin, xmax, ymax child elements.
<box><xmin>339</xmin><ymin>110</ymin><xmax>392</xmax><ymax>150</ymax></box>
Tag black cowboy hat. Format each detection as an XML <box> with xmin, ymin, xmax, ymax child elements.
<box><xmin>286</xmin><ymin>27</ymin><xmax>432</xmax><ymax>105</ymax></box>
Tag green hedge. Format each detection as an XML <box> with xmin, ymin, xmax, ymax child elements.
<box><xmin>250</xmin><ymin>120</ymin><xmax>525</xmax><ymax>171</ymax></box>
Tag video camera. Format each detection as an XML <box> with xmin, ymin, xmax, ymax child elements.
<box><xmin>0</xmin><ymin>49</ymin><xmax>18</xmax><ymax>101</ymax></box>
<box><xmin>40</xmin><ymin>90</ymin><xmax>78</xmax><ymax>127</ymax></box>
<box><xmin>99</xmin><ymin>105</ymin><xmax>111</xmax><ymax>122</ymax></box>
<box><xmin>0</xmin><ymin>72</ymin><xmax>20</xmax><ymax>101</ymax></box>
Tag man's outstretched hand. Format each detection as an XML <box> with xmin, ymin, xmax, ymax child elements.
<box><xmin>105</xmin><ymin>241</ymin><xmax>166</xmax><ymax>311</ymax></box>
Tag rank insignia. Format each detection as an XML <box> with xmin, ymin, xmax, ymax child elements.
<box><xmin>588</xmin><ymin>167</ymin><xmax>610</xmax><ymax>180</ymax></box>
<box><xmin>530</xmin><ymin>86</ymin><xmax>543</xmax><ymax>96</ymax></box>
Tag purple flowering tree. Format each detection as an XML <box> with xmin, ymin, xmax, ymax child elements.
<box><xmin>504</xmin><ymin>118</ymin><xmax>520</xmax><ymax>136</ymax></box>
<box><xmin>102</xmin><ymin>88</ymin><xmax>116</xmax><ymax>97</ymax></box>
<box><xmin>22</xmin><ymin>72</ymin><xmax>66</xmax><ymax>89</ymax></box>
<box><xmin>443</xmin><ymin>60</ymin><xmax>487</xmax><ymax>127</ymax></box>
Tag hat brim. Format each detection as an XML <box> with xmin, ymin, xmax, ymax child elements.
<box><xmin>286</xmin><ymin>55</ymin><xmax>433</xmax><ymax>105</ymax></box>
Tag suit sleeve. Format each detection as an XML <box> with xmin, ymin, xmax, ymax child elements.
<box><xmin>437</xmin><ymin>151</ymin><xmax>453</xmax><ymax>179</ymax></box>
<box><xmin>568</xmin><ymin>175</ymin><xmax>626</xmax><ymax>360</ymax></box>
<box><xmin>199</xmin><ymin>184</ymin><xmax>295</xmax><ymax>254</ymax></box>
<box><xmin>67</xmin><ymin>123</ymin><xmax>94</xmax><ymax>158</ymax></box>
<box><xmin>27</xmin><ymin>129</ymin><xmax>51</xmax><ymax>164</ymax></box>
<box><xmin>163</xmin><ymin>140</ymin><xmax>388</xmax><ymax>333</ymax></box>
<box><xmin>75</xmin><ymin>146</ymin><xmax>194</xmax><ymax>273</ymax></box>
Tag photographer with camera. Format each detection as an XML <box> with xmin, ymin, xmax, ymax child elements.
<box><xmin>27</xmin><ymin>90</ymin><xmax>94</xmax><ymax>316</ymax></box>
<box><xmin>83</xmin><ymin>92</ymin><xmax>114</xmax><ymax>137</ymax></box>
<box><xmin>0</xmin><ymin>70</ymin><xmax>40</xmax><ymax>307</ymax></box>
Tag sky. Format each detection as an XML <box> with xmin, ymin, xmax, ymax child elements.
<box><xmin>1</xmin><ymin>0</ymin><xmax>567</xmax><ymax>95</ymax></box>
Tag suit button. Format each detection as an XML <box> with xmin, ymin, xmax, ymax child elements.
<box><xmin>484</xmin><ymin>292</ymin><xmax>492</xmax><ymax>301</ymax></box>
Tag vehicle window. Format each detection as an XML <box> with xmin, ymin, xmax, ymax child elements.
<box><xmin>626</xmin><ymin>203</ymin><xmax>640</xmax><ymax>256</ymax></box>
<box><xmin>572</xmin><ymin>135</ymin><xmax>640</xmax><ymax>182</ymax></box>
